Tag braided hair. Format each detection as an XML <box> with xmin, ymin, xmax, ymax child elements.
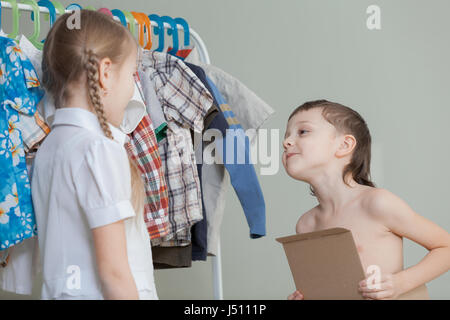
<box><xmin>83</xmin><ymin>48</ymin><xmax>113</xmax><ymax>139</ymax></box>
<box><xmin>42</xmin><ymin>10</ymin><xmax>145</xmax><ymax>216</ymax></box>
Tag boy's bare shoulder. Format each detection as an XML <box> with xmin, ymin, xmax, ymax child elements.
<box><xmin>295</xmin><ymin>206</ymin><xmax>319</xmax><ymax>234</ymax></box>
<box><xmin>361</xmin><ymin>187</ymin><xmax>406</xmax><ymax>221</ymax></box>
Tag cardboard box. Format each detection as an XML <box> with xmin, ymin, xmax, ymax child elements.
<box><xmin>277</xmin><ymin>227</ymin><xmax>429</xmax><ymax>300</ymax></box>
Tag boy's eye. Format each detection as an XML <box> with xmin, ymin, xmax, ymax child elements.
<box><xmin>298</xmin><ymin>130</ymin><xmax>308</xmax><ymax>135</ymax></box>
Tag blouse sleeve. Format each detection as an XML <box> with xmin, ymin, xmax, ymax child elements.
<box><xmin>74</xmin><ymin>139</ymin><xmax>135</xmax><ymax>229</ymax></box>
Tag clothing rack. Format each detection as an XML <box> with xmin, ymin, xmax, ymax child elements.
<box><xmin>0</xmin><ymin>0</ymin><xmax>223</xmax><ymax>300</ymax></box>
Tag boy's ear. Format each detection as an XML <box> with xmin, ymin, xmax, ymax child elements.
<box><xmin>336</xmin><ymin>134</ymin><xmax>357</xmax><ymax>158</ymax></box>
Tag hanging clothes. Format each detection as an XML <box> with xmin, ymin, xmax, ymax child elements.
<box><xmin>0</xmin><ymin>35</ymin><xmax>49</xmax><ymax>295</ymax></box>
<box><xmin>138</xmin><ymin>50</ymin><xmax>213</xmax><ymax>247</ymax></box>
<box><xmin>0</xmin><ymin>236</ymin><xmax>39</xmax><ymax>295</ymax></box>
<box><xmin>125</xmin><ymin>112</ymin><xmax>170</xmax><ymax>240</ymax></box>
<box><xmin>167</xmin><ymin>46</ymin><xmax>195</xmax><ymax>61</ymax></box>
<box><xmin>184</xmin><ymin>62</ymin><xmax>216</xmax><ymax>261</ymax></box>
<box><xmin>183</xmin><ymin>56</ymin><xmax>274</xmax><ymax>256</ymax></box>
<box><xmin>203</xmin><ymin>76</ymin><xmax>267</xmax><ymax>256</ymax></box>
<box><xmin>0</xmin><ymin>36</ymin><xmax>42</xmax><ymax>252</ymax></box>
<box><xmin>152</xmin><ymin>244</ymin><xmax>192</xmax><ymax>269</ymax></box>
<box><xmin>137</xmin><ymin>69</ymin><xmax>168</xmax><ymax>142</ymax></box>
<box><xmin>197</xmin><ymin>63</ymin><xmax>275</xmax><ymax>146</ymax></box>
<box><xmin>16</xmin><ymin>35</ymin><xmax>52</xmax><ymax>157</ymax></box>
<box><xmin>148</xmin><ymin>62</ymin><xmax>216</xmax><ymax>263</ymax></box>
<box><xmin>124</xmin><ymin>72</ymin><xmax>170</xmax><ymax>241</ymax></box>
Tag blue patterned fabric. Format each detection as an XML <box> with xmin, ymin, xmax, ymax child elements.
<box><xmin>0</xmin><ymin>36</ymin><xmax>43</xmax><ymax>250</ymax></box>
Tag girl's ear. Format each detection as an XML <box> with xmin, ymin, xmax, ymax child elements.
<box><xmin>98</xmin><ymin>57</ymin><xmax>113</xmax><ymax>93</ymax></box>
<box><xmin>336</xmin><ymin>134</ymin><xmax>357</xmax><ymax>158</ymax></box>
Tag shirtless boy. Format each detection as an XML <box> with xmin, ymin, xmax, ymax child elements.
<box><xmin>283</xmin><ymin>100</ymin><xmax>450</xmax><ymax>300</ymax></box>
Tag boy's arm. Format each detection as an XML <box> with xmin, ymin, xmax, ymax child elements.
<box><xmin>369</xmin><ymin>189</ymin><xmax>450</xmax><ymax>296</ymax></box>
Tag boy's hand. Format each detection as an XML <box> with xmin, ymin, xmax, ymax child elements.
<box><xmin>358</xmin><ymin>273</ymin><xmax>401</xmax><ymax>300</ymax></box>
<box><xmin>287</xmin><ymin>290</ymin><xmax>304</xmax><ymax>300</ymax></box>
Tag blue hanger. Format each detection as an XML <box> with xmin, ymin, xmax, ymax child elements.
<box><xmin>160</xmin><ymin>16</ymin><xmax>178</xmax><ymax>55</ymax></box>
<box><xmin>174</xmin><ymin>17</ymin><xmax>190</xmax><ymax>48</ymax></box>
<box><xmin>111</xmin><ymin>9</ymin><xmax>127</xmax><ymax>27</ymax></box>
<box><xmin>31</xmin><ymin>0</ymin><xmax>56</xmax><ymax>26</ymax></box>
<box><xmin>66</xmin><ymin>3</ymin><xmax>82</xmax><ymax>11</ymax></box>
<box><xmin>149</xmin><ymin>14</ymin><xmax>164</xmax><ymax>52</ymax></box>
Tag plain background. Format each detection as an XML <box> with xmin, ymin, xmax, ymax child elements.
<box><xmin>0</xmin><ymin>0</ymin><xmax>449</xmax><ymax>299</ymax></box>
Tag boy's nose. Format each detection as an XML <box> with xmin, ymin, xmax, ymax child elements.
<box><xmin>283</xmin><ymin>137</ymin><xmax>293</xmax><ymax>150</ymax></box>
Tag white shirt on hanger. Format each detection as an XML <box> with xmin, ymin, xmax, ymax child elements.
<box><xmin>31</xmin><ymin>107</ymin><xmax>157</xmax><ymax>300</ymax></box>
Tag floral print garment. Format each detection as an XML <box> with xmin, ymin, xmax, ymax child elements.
<box><xmin>0</xmin><ymin>36</ymin><xmax>44</xmax><ymax>250</ymax></box>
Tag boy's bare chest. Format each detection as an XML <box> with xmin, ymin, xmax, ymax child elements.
<box><xmin>312</xmin><ymin>210</ymin><xmax>403</xmax><ymax>273</ymax></box>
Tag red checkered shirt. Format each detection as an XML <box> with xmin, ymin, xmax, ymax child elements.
<box><xmin>125</xmin><ymin>78</ymin><xmax>169</xmax><ymax>240</ymax></box>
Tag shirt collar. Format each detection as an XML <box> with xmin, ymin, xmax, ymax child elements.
<box><xmin>52</xmin><ymin>107</ymin><xmax>127</xmax><ymax>146</ymax></box>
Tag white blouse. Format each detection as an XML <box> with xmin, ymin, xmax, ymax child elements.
<box><xmin>31</xmin><ymin>107</ymin><xmax>157</xmax><ymax>300</ymax></box>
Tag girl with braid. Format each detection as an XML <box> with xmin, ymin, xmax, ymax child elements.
<box><xmin>31</xmin><ymin>10</ymin><xmax>157</xmax><ymax>299</ymax></box>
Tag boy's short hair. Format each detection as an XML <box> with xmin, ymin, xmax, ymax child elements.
<box><xmin>289</xmin><ymin>100</ymin><xmax>375</xmax><ymax>189</ymax></box>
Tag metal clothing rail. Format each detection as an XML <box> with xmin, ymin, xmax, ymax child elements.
<box><xmin>0</xmin><ymin>0</ymin><xmax>223</xmax><ymax>300</ymax></box>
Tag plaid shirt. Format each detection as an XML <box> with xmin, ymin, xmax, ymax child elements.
<box><xmin>139</xmin><ymin>51</ymin><xmax>213</xmax><ymax>246</ymax></box>
<box><xmin>125</xmin><ymin>76</ymin><xmax>170</xmax><ymax>240</ymax></box>
<box><xmin>17</xmin><ymin>111</ymin><xmax>50</xmax><ymax>153</ymax></box>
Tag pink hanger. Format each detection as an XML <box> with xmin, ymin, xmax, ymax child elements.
<box><xmin>97</xmin><ymin>8</ymin><xmax>113</xmax><ymax>17</ymax></box>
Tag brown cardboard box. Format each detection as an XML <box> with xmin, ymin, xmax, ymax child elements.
<box><xmin>277</xmin><ymin>227</ymin><xmax>429</xmax><ymax>300</ymax></box>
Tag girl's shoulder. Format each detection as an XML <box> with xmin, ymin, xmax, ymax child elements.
<box><xmin>46</xmin><ymin>127</ymin><xmax>128</xmax><ymax>176</ymax></box>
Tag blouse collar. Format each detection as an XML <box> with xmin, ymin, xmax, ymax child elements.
<box><xmin>52</xmin><ymin>107</ymin><xmax>127</xmax><ymax>146</ymax></box>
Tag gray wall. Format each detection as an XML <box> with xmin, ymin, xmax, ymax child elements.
<box><xmin>1</xmin><ymin>0</ymin><xmax>449</xmax><ymax>299</ymax></box>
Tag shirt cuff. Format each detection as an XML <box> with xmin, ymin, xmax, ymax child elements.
<box><xmin>86</xmin><ymin>200</ymin><xmax>135</xmax><ymax>229</ymax></box>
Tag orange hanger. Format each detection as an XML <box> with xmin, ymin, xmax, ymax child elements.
<box><xmin>131</xmin><ymin>12</ymin><xmax>152</xmax><ymax>50</ymax></box>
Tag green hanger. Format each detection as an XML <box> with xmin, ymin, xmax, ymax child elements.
<box><xmin>85</xmin><ymin>6</ymin><xmax>96</xmax><ymax>11</ymax></box>
<box><xmin>21</xmin><ymin>0</ymin><xmax>43</xmax><ymax>50</ymax></box>
<box><xmin>43</xmin><ymin>0</ymin><xmax>65</xmax><ymax>21</ymax></box>
<box><xmin>123</xmin><ymin>10</ymin><xmax>136</xmax><ymax>39</ymax></box>
<box><xmin>3</xmin><ymin>0</ymin><xmax>20</xmax><ymax>40</ymax></box>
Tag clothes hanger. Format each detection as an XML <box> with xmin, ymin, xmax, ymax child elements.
<box><xmin>131</xmin><ymin>12</ymin><xmax>152</xmax><ymax>50</ymax></box>
<box><xmin>174</xmin><ymin>17</ymin><xmax>190</xmax><ymax>48</ymax></box>
<box><xmin>149</xmin><ymin>14</ymin><xmax>164</xmax><ymax>52</ymax></box>
<box><xmin>160</xmin><ymin>16</ymin><xmax>178</xmax><ymax>55</ymax></box>
<box><xmin>65</xmin><ymin>3</ymin><xmax>81</xmax><ymax>11</ymax></box>
<box><xmin>98</xmin><ymin>8</ymin><xmax>113</xmax><ymax>17</ymax></box>
<box><xmin>49</xmin><ymin>0</ymin><xmax>65</xmax><ymax>16</ymax></box>
<box><xmin>130</xmin><ymin>12</ymin><xmax>144</xmax><ymax>48</ymax></box>
<box><xmin>31</xmin><ymin>0</ymin><xmax>56</xmax><ymax>26</ymax></box>
<box><xmin>123</xmin><ymin>10</ymin><xmax>136</xmax><ymax>40</ymax></box>
<box><xmin>111</xmin><ymin>9</ymin><xmax>127</xmax><ymax>27</ymax></box>
<box><xmin>21</xmin><ymin>0</ymin><xmax>43</xmax><ymax>50</ymax></box>
<box><xmin>2</xmin><ymin>0</ymin><xmax>20</xmax><ymax>39</ymax></box>
<box><xmin>30</xmin><ymin>0</ymin><xmax>56</xmax><ymax>45</ymax></box>
<box><xmin>136</xmin><ymin>12</ymin><xmax>152</xmax><ymax>50</ymax></box>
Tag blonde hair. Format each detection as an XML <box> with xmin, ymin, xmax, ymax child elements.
<box><xmin>42</xmin><ymin>10</ymin><xmax>145</xmax><ymax>216</ymax></box>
